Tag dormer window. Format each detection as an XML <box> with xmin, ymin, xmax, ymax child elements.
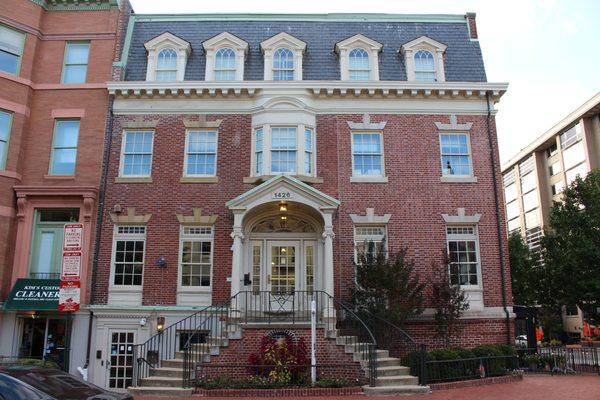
<box><xmin>156</xmin><ymin>48</ymin><xmax>178</xmax><ymax>81</ymax></box>
<box><xmin>214</xmin><ymin>48</ymin><xmax>236</xmax><ymax>81</ymax></box>
<box><xmin>203</xmin><ymin>32</ymin><xmax>248</xmax><ymax>81</ymax></box>
<box><xmin>261</xmin><ymin>33</ymin><xmax>306</xmax><ymax>81</ymax></box>
<box><xmin>414</xmin><ymin>50</ymin><xmax>435</xmax><ymax>82</ymax></box>
<box><xmin>335</xmin><ymin>34</ymin><xmax>382</xmax><ymax>81</ymax></box>
<box><xmin>144</xmin><ymin>32</ymin><xmax>191</xmax><ymax>82</ymax></box>
<box><xmin>348</xmin><ymin>48</ymin><xmax>370</xmax><ymax>80</ymax></box>
<box><xmin>401</xmin><ymin>36</ymin><xmax>447</xmax><ymax>83</ymax></box>
<box><xmin>273</xmin><ymin>48</ymin><xmax>294</xmax><ymax>81</ymax></box>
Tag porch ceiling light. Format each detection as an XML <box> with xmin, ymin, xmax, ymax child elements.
<box><xmin>279</xmin><ymin>202</ymin><xmax>288</xmax><ymax>212</ymax></box>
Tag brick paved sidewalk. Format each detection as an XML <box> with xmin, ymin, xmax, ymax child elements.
<box><xmin>135</xmin><ymin>375</ymin><xmax>600</xmax><ymax>400</ymax></box>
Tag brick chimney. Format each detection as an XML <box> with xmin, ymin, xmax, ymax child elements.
<box><xmin>465</xmin><ymin>12</ymin><xmax>478</xmax><ymax>40</ymax></box>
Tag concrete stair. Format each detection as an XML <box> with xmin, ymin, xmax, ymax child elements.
<box><xmin>328</xmin><ymin>330</ymin><xmax>429</xmax><ymax>396</ymax></box>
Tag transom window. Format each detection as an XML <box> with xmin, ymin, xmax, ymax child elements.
<box><xmin>214</xmin><ymin>48</ymin><xmax>236</xmax><ymax>81</ymax></box>
<box><xmin>414</xmin><ymin>50</ymin><xmax>436</xmax><ymax>82</ymax></box>
<box><xmin>185</xmin><ymin>131</ymin><xmax>217</xmax><ymax>176</ymax></box>
<box><xmin>0</xmin><ymin>110</ymin><xmax>12</xmax><ymax>170</ymax></box>
<box><xmin>112</xmin><ymin>226</ymin><xmax>146</xmax><ymax>286</ymax></box>
<box><xmin>49</xmin><ymin>120</ymin><xmax>80</xmax><ymax>175</ymax></box>
<box><xmin>446</xmin><ymin>225</ymin><xmax>480</xmax><ymax>286</ymax></box>
<box><xmin>156</xmin><ymin>48</ymin><xmax>178</xmax><ymax>81</ymax></box>
<box><xmin>348</xmin><ymin>48</ymin><xmax>370</xmax><ymax>80</ymax></box>
<box><xmin>0</xmin><ymin>24</ymin><xmax>25</xmax><ymax>76</ymax></box>
<box><xmin>121</xmin><ymin>131</ymin><xmax>153</xmax><ymax>177</ymax></box>
<box><xmin>62</xmin><ymin>42</ymin><xmax>89</xmax><ymax>84</ymax></box>
<box><xmin>440</xmin><ymin>134</ymin><xmax>472</xmax><ymax>176</ymax></box>
<box><xmin>352</xmin><ymin>132</ymin><xmax>383</xmax><ymax>176</ymax></box>
<box><xmin>272</xmin><ymin>48</ymin><xmax>294</xmax><ymax>81</ymax></box>
<box><xmin>179</xmin><ymin>225</ymin><xmax>213</xmax><ymax>287</ymax></box>
<box><xmin>271</xmin><ymin>127</ymin><xmax>297</xmax><ymax>173</ymax></box>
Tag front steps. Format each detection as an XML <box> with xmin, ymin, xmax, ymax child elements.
<box><xmin>129</xmin><ymin>322</ymin><xmax>429</xmax><ymax>397</ymax></box>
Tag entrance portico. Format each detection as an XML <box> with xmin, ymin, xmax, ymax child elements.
<box><xmin>226</xmin><ymin>175</ymin><xmax>340</xmax><ymax>308</ymax></box>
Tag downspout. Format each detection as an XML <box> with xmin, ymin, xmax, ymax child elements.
<box><xmin>485</xmin><ymin>92</ymin><xmax>511</xmax><ymax>344</ymax></box>
<box><xmin>84</xmin><ymin>97</ymin><xmax>115</xmax><ymax>369</ymax></box>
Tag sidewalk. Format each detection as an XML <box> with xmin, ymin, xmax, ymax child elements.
<box><xmin>135</xmin><ymin>375</ymin><xmax>600</xmax><ymax>400</ymax></box>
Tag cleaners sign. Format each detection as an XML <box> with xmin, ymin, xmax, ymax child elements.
<box><xmin>59</xmin><ymin>223</ymin><xmax>83</xmax><ymax>312</ymax></box>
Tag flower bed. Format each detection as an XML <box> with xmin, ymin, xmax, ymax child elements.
<box><xmin>195</xmin><ymin>386</ymin><xmax>364</xmax><ymax>397</ymax></box>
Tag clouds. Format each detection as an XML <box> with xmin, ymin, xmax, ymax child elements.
<box><xmin>130</xmin><ymin>0</ymin><xmax>600</xmax><ymax>162</ymax></box>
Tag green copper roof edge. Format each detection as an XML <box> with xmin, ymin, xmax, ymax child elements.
<box><xmin>116</xmin><ymin>14</ymin><xmax>136</xmax><ymax>72</ymax></box>
<box><xmin>132</xmin><ymin>13</ymin><xmax>468</xmax><ymax>24</ymax></box>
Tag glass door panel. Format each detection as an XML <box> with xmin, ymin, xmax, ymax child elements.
<box><xmin>107</xmin><ymin>331</ymin><xmax>135</xmax><ymax>390</ymax></box>
<box><xmin>268</xmin><ymin>242</ymin><xmax>298</xmax><ymax>314</ymax></box>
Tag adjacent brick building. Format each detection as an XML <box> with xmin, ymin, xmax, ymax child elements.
<box><xmin>0</xmin><ymin>0</ymin><xmax>129</xmax><ymax>375</ymax></box>
<box><xmin>87</xmin><ymin>12</ymin><xmax>512</xmax><ymax>392</ymax></box>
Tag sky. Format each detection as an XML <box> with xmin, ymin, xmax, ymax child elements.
<box><xmin>129</xmin><ymin>0</ymin><xmax>600</xmax><ymax>164</ymax></box>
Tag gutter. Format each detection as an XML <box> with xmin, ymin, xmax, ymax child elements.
<box><xmin>485</xmin><ymin>92</ymin><xmax>511</xmax><ymax>344</ymax></box>
<box><xmin>84</xmin><ymin>97</ymin><xmax>115</xmax><ymax>369</ymax></box>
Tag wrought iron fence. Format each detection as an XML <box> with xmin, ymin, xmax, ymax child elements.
<box><xmin>28</xmin><ymin>272</ymin><xmax>61</xmax><ymax>279</ymax></box>
<box><xmin>516</xmin><ymin>346</ymin><xmax>600</xmax><ymax>375</ymax></box>
<box><xmin>423</xmin><ymin>355</ymin><xmax>518</xmax><ymax>384</ymax></box>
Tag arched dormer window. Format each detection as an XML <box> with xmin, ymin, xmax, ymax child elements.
<box><xmin>401</xmin><ymin>36</ymin><xmax>447</xmax><ymax>83</ymax></box>
<box><xmin>335</xmin><ymin>34</ymin><xmax>382</xmax><ymax>81</ymax></box>
<box><xmin>144</xmin><ymin>32</ymin><xmax>191</xmax><ymax>82</ymax></box>
<box><xmin>348</xmin><ymin>48</ymin><xmax>370</xmax><ymax>80</ymax></box>
<box><xmin>214</xmin><ymin>48</ymin><xmax>236</xmax><ymax>81</ymax></box>
<box><xmin>273</xmin><ymin>48</ymin><xmax>294</xmax><ymax>81</ymax></box>
<box><xmin>156</xmin><ymin>48</ymin><xmax>178</xmax><ymax>81</ymax></box>
<box><xmin>414</xmin><ymin>50</ymin><xmax>435</xmax><ymax>82</ymax></box>
<box><xmin>203</xmin><ymin>32</ymin><xmax>248</xmax><ymax>81</ymax></box>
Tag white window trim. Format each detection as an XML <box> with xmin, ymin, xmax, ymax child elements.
<box><xmin>118</xmin><ymin>130</ymin><xmax>154</xmax><ymax>178</ymax></box>
<box><xmin>49</xmin><ymin>119</ymin><xmax>80</xmax><ymax>176</ymax></box>
<box><xmin>144</xmin><ymin>32</ymin><xmax>191</xmax><ymax>82</ymax></box>
<box><xmin>439</xmin><ymin>132</ymin><xmax>476</xmax><ymax>182</ymax></box>
<box><xmin>445</xmin><ymin>225</ymin><xmax>483</xmax><ymax>289</ymax></box>
<box><xmin>335</xmin><ymin>34</ymin><xmax>382</xmax><ymax>81</ymax></box>
<box><xmin>350</xmin><ymin>130</ymin><xmax>387</xmax><ymax>183</ymax></box>
<box><xmin>353</xmin><ymin>225</ymin><xmax>388</xmax><ymax>275</ymax></box>
<box><xmin>61</xmin><ymin>41</ymin><xmax>90</xmax><ymax>84</ymax></box>
<box><xmin>250</xmin><ymin>123</ymin><xmax>317</xmax><ymax>178</ymax></box>
<box><xmin>183</xmin><ymin>129</ymin><xmax>218</xmax><ymax>177</ymax></box>
<box><xmin>109</xmin><ymin>225</ymin><xmax>146</xmax><ymax>291</ymax></box>
<box><xmin>260</xmin><ymin>32</ymin><xmax>306</xmax><ymax>81</ymax></box>
<box><xmin>203</xmin><ymin>32</ymin><xmax>248</xmax><ymax>81</ymax></box>
<box><xmin>0</xmin><ymin>110</ymin><xmax>13</xmax><ymax>170</ymax></box>
<box><xmin>401</xmin><ymin>35</ymin><xmax>447</xmax><ymax>83</ymax></box>
<box><xmin>177</xmin><ymin>225</ymin><xmax>214</xmax><ymax>292</ymax></box>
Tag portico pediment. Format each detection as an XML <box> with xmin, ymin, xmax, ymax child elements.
<box><xmin>226</xmin><ymin>175</ymin><xmax>339</xmax><ymax>212</ymax></box>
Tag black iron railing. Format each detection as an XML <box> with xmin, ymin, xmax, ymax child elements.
<box><xmin>132</xmin><ymin>290</ymin><xmax>379</xmax><ymax>388</ymax></box>
<box><xmin>347</xmin><ymin>305</ymin><xmax>428</xmax><ymax>385</ymax></box>
<box><xmin>516</xmin><ymin>346</ymin><xmax>600</xmax><ymax>374</ymax></box>
<box><xmin>424</xmin><ymin>355</ymin><xmax>518</xmax><ymax>384</ymax></box>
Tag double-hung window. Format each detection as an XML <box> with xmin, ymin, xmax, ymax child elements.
<box><xmin>254</xmin><ymin>128</ymin><xmax>264</xmax><ymax>175</ymax></box>
<box><xmin>214</xmin><ymin>48</ymin><xmax>236</xmax><ymax>81</ymax></box>
<box><xmin>0</xmin><ymin>110</ymin><xmax>12</xmax><ymax>170</ymax></box>
<box><xmin>272</xmin><ymin>48</ymin><xmax>294</xmax><ymax>81</ymax></box>
<box><xmin>354</xmin><ymin>225</ymin><xmax>386</xmax><ymax>263</ymax></box>
<box><xmin>446</xmin><ymin>226</ymin><xmax>480</xmax><ymax>287</ymax></box>
<box><xmin>155</xmin><ymin>48</ymin><xmax>177</xmax><ymax>81</ymax></box>
<box><xmin>352</xmin><ymin>132</ymin><xmax>383</xmax><ymax>176</ymax></box>
<box><xmin>440</xmin><ymin>133</ymin><xmax>472</xmax><ymax>176</ymax></box>
<box><xmin>49</xmin><ymin>120</ymin><xmax>80</xmax><ymax>175</ymax></box>
<box><xmin>304</xmin><ymin>128</ymin><xmax>313</xmax><ymax>175</ymax></box>
<box><xmin>121</xmin><ymin>131</ymin><xmax>153</xmax><ymax>177</ymax></box>
<box><xmin>185</xmin><ymin>130</ymin><xmax>217</xmax><ymax>176</ymax></box>
<box><xmin>62</xmin><ymin>42</ymin><xmax>90</xmax><ymax>83</ymax></box>
<box><xmin>179</xmin><ymin>226</ymin><xmax>213</xmax><ymax>288</ymax></box>
<box><xmin>0</xmin><ymin>24</ymin><xmax>25</xmax><ymax>75</ymax></box>
<box><xmin>271</xmin><ymin>127</ymin><xmax>297</xmax><ymax>173</ymax></box>
<box><xmin>348</xmin><ymin>48</ymin><xmax>370</xmax><ymax>80</ymax></box>
<box><xmin>112</xmin><ymin>226</ymin><xmax>146</xmax><ymax>286</ymax></box>
<box><xmin>414</xmin><ymin>50</ymin><xmax>436</xmax><ymax>82</ymax></box>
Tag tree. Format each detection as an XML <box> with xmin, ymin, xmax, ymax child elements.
<box><xmin>541</xmin><ymin>169</ymin><xmax>600</xmax><ymax>322</ymax></box>
<box><xmin>508</xmin><ymin>232</ymin><xmax>539</xmax><ymax>306</ymax></box>
<box><xmin>429</xmin><ymin>252</ymin><xmax>470</xmax><ymax>345</ymax></box>
<box><xmin>352</xmin><ymin>240</ymin><xmax>426</xmax><ymax>329</ymax></box>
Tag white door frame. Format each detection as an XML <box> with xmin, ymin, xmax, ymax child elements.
<box><xmin>105</xmin><ymin>329</ymin><xmax>136</xmax><ymax>392</ymax></box>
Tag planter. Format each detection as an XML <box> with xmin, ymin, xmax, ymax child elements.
<box><xmin>195</xmin><ymin>386</ymin><xmax>364</xmax><ymax>397</ymax></box>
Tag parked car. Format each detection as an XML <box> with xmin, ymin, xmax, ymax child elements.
<box><xmin>0</xmin><ymin>372</ymin><xmax>54</xmax><ymax>400</ymax></box>
<box><xmin>0</xmin><ymin>366</ymin><xmax>132</xmax><ymax>400</ymax></box>
<box><xmin>515</xmin><ymin>334</ymin><xmax>528</xmax><ymax>347</ymax></box>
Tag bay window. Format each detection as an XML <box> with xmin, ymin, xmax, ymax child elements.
<box><xmin>251</xmin><ymin>124</ymin><xmax>315</xmax><ymax>177</ymax></box>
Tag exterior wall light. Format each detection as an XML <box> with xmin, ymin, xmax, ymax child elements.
<box><xmin>156</xmin><ymin>316</ymin><xmax>165</xmax><ymax>333</ymax></box>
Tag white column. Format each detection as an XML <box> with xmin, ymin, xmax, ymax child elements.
<box><xmin>230</xmin><ymin>212</ymin><xmax>245</xmax><ymax>299</ymax></box>
<box><xmin>322</xmin><ymin>211</ymin><xmax>336</xmax><ymax>320</ymax></box>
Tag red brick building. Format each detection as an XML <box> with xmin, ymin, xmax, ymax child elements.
<box><xmin>87</xmin><ymin>12</ymin><xmax>512</xmax><ymax>394</ymax></box>
<box><xmin>0</xmin><ymin>0</ymin><xmax>129</xmax><ymax>375</ymax></box>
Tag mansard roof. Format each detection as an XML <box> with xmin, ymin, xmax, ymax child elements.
<box><xmin>123</xmin><ymin>14</ymin><xmax>487</xmax><ymax>82</ymax></box>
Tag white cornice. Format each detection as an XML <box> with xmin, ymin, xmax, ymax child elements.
<box><xmin>108</xmin><ymin>81</ymin><xmax>508</xmax><ymax>102</ymax></box>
